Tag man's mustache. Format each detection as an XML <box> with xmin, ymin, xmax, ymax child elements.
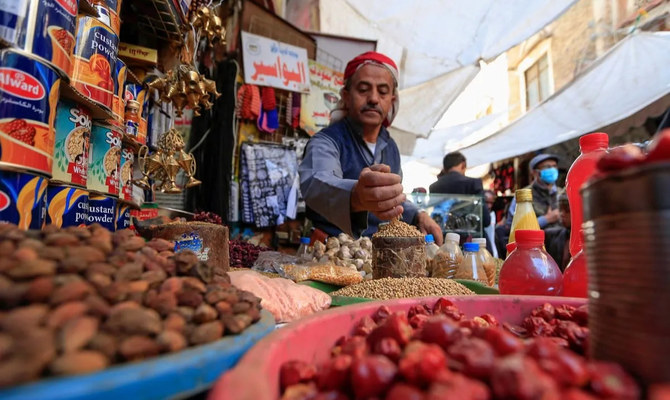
<box><xmin>361</xmin><ymin>105</ymin><xmax>383</xmax><ymax>114</ymax></box>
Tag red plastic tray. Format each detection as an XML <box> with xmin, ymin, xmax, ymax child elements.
<box><xmin>209</xmin><ymin>295</ymin><xmax>586</xmax><ymax>400</ymax></box>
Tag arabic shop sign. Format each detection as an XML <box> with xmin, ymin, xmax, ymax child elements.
<box><xmin>241</xmin><ymin>31</ymin><xmax>311</xmax><ymax>93</ymax></box>
<box><xmin>300</xmin><ymin>60</ymin><xmax>343</xmax><ymax>136</ymax></box>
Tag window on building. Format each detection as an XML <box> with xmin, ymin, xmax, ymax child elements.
<box><xmin>524</xmin><ymin>54</ymin><xmax>550</xmax><ymax>110</ymax></box>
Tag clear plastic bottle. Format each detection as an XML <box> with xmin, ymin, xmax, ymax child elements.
<box><xmin>455</xmin><ymin>242</ymin><xmax>487</xmax><ymax>283</ymax></box>
<box><xmin>434</xmin><ymin>232</ymin><xmax>463</xmax><ymax>279</ymax></box>
<box><xmin>566</xmin><ymin>132</ymin><xmax>608</xmax><ymax>256</ymax></box>
<box><xmin>424</xmin><ymin>234</ymin><xmax>440</xmax><ymax>276</ymax></box>
<box><xmin>508</xmin><ymin>189</ymin><xmax>540</xmax><ymax>244</ymax></box>
<box><xmin>296</xmin><ymin>237</ymin><xmax>311</xmax><ymax>262</ymax></box>
<box><xmin>499</xmin><ymin>230</ymin><xmax>563</xmax><ymax>296</ymax></box>
<box><xmin>473</xmin><ymin>238</ymin><xmax>496</xmax><ymax>286</ymax></box>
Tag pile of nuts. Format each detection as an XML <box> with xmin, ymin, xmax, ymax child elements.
<box><xmin>0</xmin><ymin>223</ymin><xmax>262</xmax><ymax>388</ymax></box>
<box><xmin>229</xmin><ymin>240</ymin><xmax>266</xmax><ymax>269</ymax></box>
<box><xmin>331</xmin><ymin>277</ymin><xmax>474</xmax><ymax>300</ymax></box>
<box><xmin>373</xmin><ymin>219</ymin><xmax>423</xmax><ymax>238</ymax></box>
<box><xmin>305</xmin><ymin>233</ymin><xmax>373</xmax><ymax>280</ymax></box>
<box><xmin>279</xmin><ymin>301</ymin><xmax>641</xmax><ymax>400</ymax></box>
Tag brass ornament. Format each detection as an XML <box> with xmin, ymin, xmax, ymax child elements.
<box><xmin>133</xmin><ymin>128</ymin><xmax>201</xmax><ymax>194</ymax></box>
<box><xmin>190</xmin><ymin>5</ymin><xmax>226</xmax><ymax>45</ymax></box>
<box><xmin>148</xmin><ymin>65</ymin><xmax>220</xmax><ymax>117</ymax></box>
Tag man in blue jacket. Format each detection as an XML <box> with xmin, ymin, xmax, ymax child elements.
<box><xmin>299</xmin><ymin>51</ymin><xmax>443</xmax><ymax>244</ymax></box>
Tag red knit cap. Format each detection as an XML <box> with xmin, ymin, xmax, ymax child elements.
<box><xmin>344</xmin><ymin>51</ymin><xmax>399</xmax><ymax>86</ymax></box>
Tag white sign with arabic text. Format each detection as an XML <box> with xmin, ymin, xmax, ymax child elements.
<box><xmin>241</xmin><ymin>31</ymin><xmax>311</xmax><ymax>93</ymax></box>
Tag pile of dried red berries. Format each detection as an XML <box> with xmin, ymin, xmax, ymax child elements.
<box><xmin>280</xmin><ymin>300</ymin><xmax>640</xmax><ymax>400</ymax></box>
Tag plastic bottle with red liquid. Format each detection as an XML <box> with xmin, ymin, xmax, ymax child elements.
<box><xmin>562</xmin><ymin>249</ymin><xmax>587</xmax><ymax>297</ymax></box>
<box><xmin>566</xmin><ymin>132</ymin><xmax>609</xmax><ymax>255</ymax></box>
<box><xmin>499</xmin><ymin>230</ymin><xmax>563</xmax><ymax>296</ymax></box>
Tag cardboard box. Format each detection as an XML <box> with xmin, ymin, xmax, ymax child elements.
<box><xmin>118</xmin><ymin>43</ymin><xmax>158</xmax><ymax>67</ymax></box>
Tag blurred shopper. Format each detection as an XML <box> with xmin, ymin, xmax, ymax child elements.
<box><xmin>299</xmin><ymin>52</ymin><xmax>442</xmax><ymax>244</ymax></box>
<box><xmin>484</xmin><ymin>190</ymin><xmax>499</xmax><ymax>258</ymax></box>
<box><xmin>505</xmin><ymin>153</ymin><xmax>562</xmax><ymax>231</ymax></box>
<box><xmin>544</xmin><ymin>192</ymin><xmax>571</xmax><ymax>271</ymax></box>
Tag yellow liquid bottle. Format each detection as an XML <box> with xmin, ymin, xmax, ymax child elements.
<box><xmin>508</xmin><ymin>188</ymin><xmax>541</xmax><ymax>244</ymax></box>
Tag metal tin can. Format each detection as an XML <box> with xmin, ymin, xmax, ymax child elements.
<box><xmin>70</xmin><ymin>16</ymin><xmax>119</xmax><ymax>111</ymax></box>
<box><xmin>124</xmin><ymin>83</ymin><xmax>148</xmax><ymax>144</ymax></box>
<box><xmin>88</xmin><ymin>122</ymin><xmax>121</xmax><ymax>196</ymax></box>
<box><xmin>113</xmin><ymin>58</ymin><xmax>127</xmax><ymax>123</ymax></box>
<box><xmin>115</xmin><ymin>201</ymin><xmax>131</xmax><ymax>230</ymax></box>
<box><xmin>87</xmin><ymin>193</ymin><xmax>116</xmax><ymax>231</ymax></box>
<box><xmin>45</xmin><ymin>183</ymin><xmax>88</xmax><ymax>228</ymax></box>
<box><xmin>52</xmin><ymin>99</ymin><xmax>91</xmax><ymax>186</ymax></box>
<box><xmin>107</xmin><ymin>0</ymin><xmax>123</xmax><ymax>16</ymax></box>
<box><xmin>0</xmin><ymin>168</ymin><xmax>48</xmax><ymax>230</ymax></box>
<box><xmin>0</xmin><ymin>0</ymin><xmax>78</xmax><ymax>77</ymax></box>
<box><xmin>0</xmin><ymin>49</ymin><xmax>61</xmax><ymax>176</ymax></box>
<box><xmin>119</xmin><ymin>145</ymin><xmax>134</xmax><ymax>202</ymax></box>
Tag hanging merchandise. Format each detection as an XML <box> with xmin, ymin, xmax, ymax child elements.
<box><xmin>147</xmin><ymin>64</ymin><xmax>221</xmax><ymax>117</ymax></box>
<box><xmin>258</xmin><ymin>87</ymin><xmax>279</xmax><ymax>134</ymax></box>
<box><xmin>239</xmin><ymin>142</ymin><xmax>299</xmax><ymax>228</ymax></box>
<box><xmin>190</xmin><ymin>5</ymin><xmax>227</xmax><ymax>46</ymax></box>
<box><xmin>134</xmin><ymin>128</ymin><xmax>201</xmax><ymax>194</ymax></box>
<box><xmin>236</xmin><ymin>84</ymin><xmax>261</xmax><ymax>121</ymax></box>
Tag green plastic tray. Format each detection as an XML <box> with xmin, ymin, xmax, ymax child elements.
<box><xmin>330</xmin><ymin>295</ymin><xmax>373</xmax><ymax>307</ymax></box>
<box><xmin>298</xmin><ymin>280</ymin><xmax>343</xmax><ymax>293</ymax></box>
<box><xmin>455</xmin><ymin>279</ymin><xmax>500</xmax><ymax>294</ymax></box>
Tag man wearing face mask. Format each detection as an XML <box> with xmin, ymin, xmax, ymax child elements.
<box><xmin>505</xmin><ymin>154</ymin><xmax>562</xmax><ymax>230</ymax></box>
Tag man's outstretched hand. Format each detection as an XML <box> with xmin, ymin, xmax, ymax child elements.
<box><xmin>351</xmin><ymin>164</ymin><xmax>405</xmax><ymax>220</ymax></box>
<box><xmin>416</xmin><ymin>211</ymin><xmax>443</xmax><ymax>245</ymax></box>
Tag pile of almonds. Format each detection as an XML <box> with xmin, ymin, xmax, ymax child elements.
<box><xmin>0</xmin><ymin>223</ymin><xmax>262</xmax><ymax>388</ymax></box>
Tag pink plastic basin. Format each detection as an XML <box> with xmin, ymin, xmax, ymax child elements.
<box><xmin>209</xmin><ymin>295</ymin><xmax>586</xmax><ymax>400</ymax></box>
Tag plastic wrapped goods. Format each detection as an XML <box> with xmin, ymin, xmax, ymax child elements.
<box><xmin>228</xmin><ymin>270</ymin><xmax>331</xmax><ymax>323</ymax></box>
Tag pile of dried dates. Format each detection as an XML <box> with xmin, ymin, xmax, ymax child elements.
<box><xmin>0</xmin><ymin>223</ymin><xmax>262</xmax><ymax>388</ymax></box>
<box><xmin>280</xmin><ymin>300</ymin><xmax>640</xmax><ymax>400</ymax></box>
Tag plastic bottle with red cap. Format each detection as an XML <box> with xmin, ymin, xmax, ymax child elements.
<box><xmin>564</xmin><ymin>132</ymin><xmax>608</xmax><ymax>298</ymax></box>
<box><xmin>566</xmin><ymin>132</ymin><xmax>609</xmax><ymax>255</ymax></box>
<box><xmin>498</xmin><ymin>230</ymin><xmax>563</xmax><ymax>296</ymax></box>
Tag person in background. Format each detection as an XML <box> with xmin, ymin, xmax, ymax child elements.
<box><xmin>299</xmin><ymin>51</ymin><xmax>443</xmax><ymax>244</ymax></box>
<box><xmin>505</xmin><ymin>153</ymin><xmax>562</xmax><ymax>231</ymax></box>
<box><xmin>484</xmin><ymin>190</ymin><xmax>499</xmax><ymax>258</ymax></box>
<box><xmin>544</xmin><ymin>192</ymin><xmax>571</xmax><ymax>271</ymax></box>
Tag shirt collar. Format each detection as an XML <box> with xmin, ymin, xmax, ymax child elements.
<box><xmin>344</xmin><ymin>117</ymin><xmax>390</xmax><ymax>144</ymax></box>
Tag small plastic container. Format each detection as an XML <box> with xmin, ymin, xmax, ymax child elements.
<box><xmin>454</xmin><ymin>242</ymin><xmax>487</xmax><ymax>283</ymax></box>
<box><xmin>296</xmin><ymin>237</ymin><xmax>311</xmax><ymax>262</ymax></box>
<box><xmin>562</xmin><ymin>249</ymin><xmax>587</xmax><ymax>298</ymax></box>
<box><xmin>433</xmin><ymin>232</ymin><xmax>463</xmax><ymax>279</ymax></box>
<box><xmin>499</xmin><ymin>230</ymin><xmax>563</xmax><ymax>296</ymax></box>
<box><xmin>473</xmin><ymin>238</ymin><xmax>496</xmax><ymax>286</ymax></box>
<box><xmin>424</xmin><ymin>234</ymin><xmax>440</xmax><ymax>275</ymax></box>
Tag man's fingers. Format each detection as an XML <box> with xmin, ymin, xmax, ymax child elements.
<box><xmin>369</xmin><ymin>164</ymin><xmax>391</xmax><ymax>173</ymax></box>
<box><xmin>359</xmin><ymin>184</ymin><xmax>403</xmax><ymax>203</ymax></box>
<box><xmin>359</xmin><ymin>170</ymin><xmax>402</xmax><ymax>187</ymax></box>
<box><xmin>374</xmin><ymin>205</ymin><xmax>404</xmax><ymax>221</ymax></box>
<box><xmin>375</xmin><ymin>193</ymin><xmax>406</xmax><ymax>211</ymax></box>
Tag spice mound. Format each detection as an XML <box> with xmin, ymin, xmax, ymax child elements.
<box><xmin>373</xmin><ymin>218</ymin><xmax>423</xmax><ymax>238</ymax></box>
<box><xmin>331</xmin><ymin>277</ymin><xmax>474</xmax><ymax>300</ymax></box>
<box><xmin>0</xmin><ymin>223</ymin><xmax>261</xmax><ymax>388</ymax></box>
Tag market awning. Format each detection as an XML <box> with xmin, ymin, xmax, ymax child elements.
<box><xmin>458</xmin><ymin>31</ymin><xmax>670</xmax><ymax>167</ymax></box>
<box><xmin>319</xmin><ymin>0</ymin><xmax>577</xmax><ymax>137</ymax></box>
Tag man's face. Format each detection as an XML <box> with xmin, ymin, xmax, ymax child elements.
<box><xmin>533</xmin><ymin>158</ymin><xmax>558</xmax><ymax>181</ymax></box>
<box><xmin>341</xmin><ymin>64</ymin><xmax>396</xmax><ymax>129</ymax></box>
